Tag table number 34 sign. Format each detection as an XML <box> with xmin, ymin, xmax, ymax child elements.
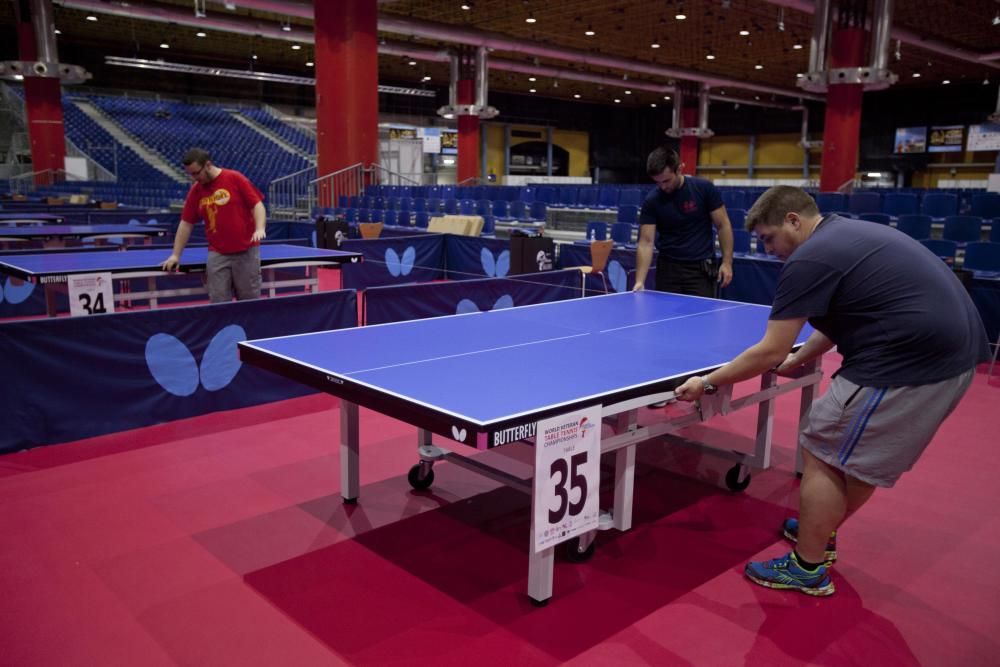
<box><xmin>68</xmin><ymin>272</ymin><xmax>115</xmax><ymax>316</ymax></box>
<box><xmin>532</xmin><ymin>405</ymin><xmax>601</xmax><ymax>553</ymax></box>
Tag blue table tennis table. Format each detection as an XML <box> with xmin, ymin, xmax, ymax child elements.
<box><xmin>239</xmin><ymin>291</ymin><xmax>822</xmax><ymax>604</ymax></box>
<box><xmin>0</xmin><ymin>243</ymin><xmax>362</xmax><ymax>316</ymax></box>
<box><xmin>0</xmin><ymin>212</ymin><xmax>66</xmax><ymax>225</ymax></box>
<box><xmin>0</xmin><ymin>224</ymin><xmax>168</xmax><ymax>248</ymax></box>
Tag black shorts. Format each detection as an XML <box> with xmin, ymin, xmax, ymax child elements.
<box><xmin>655</xmin><ymin>258</ymin><xmax>717</xmax><ymax>298</ymax></box>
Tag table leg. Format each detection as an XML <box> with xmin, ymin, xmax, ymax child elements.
<box><xmin>753</xmin><ymin>371</ymin><xmax>778</xmax><ymax>469</ymax></box>
<box><xmin>44</xmin><ymin>284</ymin><xmax>59</xmax><ymax>317</ymax></box>
<box><xmin>795</xmin><ymin>358</ymin><xmax>821</xmax><ymax>475</ymax></box>
<box><xmin>340</xmin><ymin>400</ymin><xmax>360</xmax><ymax>503</ymax></box>
<box><xmin>612</xmin><ymin>410</ymin><xmax>637</xmax><ymax>531</ymax></box>
<box><xmin>527</xmin><ymin>546</ymin><xmax>554</xmax><ymax>605</ymax></box>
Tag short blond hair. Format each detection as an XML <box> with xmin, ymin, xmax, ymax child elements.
<box><xmin>745</xmin><ymin>186</ymin><xmax>820</xmax><ymax>231</ymax></box>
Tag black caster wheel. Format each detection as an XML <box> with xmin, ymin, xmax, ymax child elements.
<box><xmin>407</xmin><ymin>463</ymin><xmax>434</xmax><ymax>490</ymax></box>
<box><xmin>725</xmin><ymin>465</ymin><xmax>751</xmax><ymax>492</ymax></box>
<box><xmin>560</xmin><ymin>536</ymin><xmax>596</xmax><ymax>563</ymax></box>
<box><xmin>530</xmin><ymin>597</ymin><xmax>550</xmax><ymax>607</ymax></box>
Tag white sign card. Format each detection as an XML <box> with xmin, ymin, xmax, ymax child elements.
<box><xmin>532</xmin><ymin>405</ymin><xmax>601</xmax><ymax>553</ymax></box>
<box><xmin>68</xmin><ymin>272</ymin><xmax>115</xmax><ymax>316</ymax></box>
<box><xmin>419</xmin><ymin>127</ymin><xmax>442</xmax><ymax>154</ymax></box>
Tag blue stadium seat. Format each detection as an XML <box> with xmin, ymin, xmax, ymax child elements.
<box><xmin>962</xmin><ymin>242</ymin><xmax>1000</xmax><ymax>272</ymax></box>
<box><xmin>586</xmin><ymin>221</ymin><xmax>608</xmax><ymax>240</ymax></box>
<box><xmin>728</xmin><ymin>208</ymin><xmax>747</xmax><ymax>228</ymax></box>
<box><xmin>921</xmin><ymin>193</ymin><xmax>958</xmax><ymax>218</ymax></box>
<box><xmin>858</xmin><ymin>213</ymin><xmax>891</xmax><ymax>224</ymax></box>
<box><xmin>919</xmin><ymin>239</ymin><xmax>958</xmax><ymax>263</ymax></box>
<box><xmin>971</xmin><ymin>193</ymin><xmax>1000</xmax><ymax>220</ymax></box>
<box><xmin>610</xmin><ymin>222</ymin><xmax>633</xmax><ymax>245</ymax></box>
<box><xmin>942</xmin><ymin>215</ymin><xmax>983</xmax><ymax>244</ymax></box>
<box><xmin>848</xmin><ymin>192</ymin><xmax>881</xmax><ymax>215</ymax></box>
<box><xmin>814</xmin><ymin>193</ymin><xmax>848</xmax><ymax>213</ymax></box>
<box><xmin>617</xmin><ymin>205</ymin><xmax>639</xmax><ymax>225</ymax></box>
<box><xmin>732</xmin><ymin>229</ymin><xmax>752</xmax><ymax>254</ymax></box>
<box><xmin>896</xmin><ymin>214</ymin><xmax>932</xmax><ymax>240</ymax></box>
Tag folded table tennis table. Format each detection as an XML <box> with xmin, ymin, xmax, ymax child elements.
<box><xmin>0</xmin><ymin>243</ymin><xmax>362</xmax><ymax>316</ymax></box>
<box><xmin>238</xmin><ymin>291</ymin><xmax>822</xmax><ymax>604</ymax></box>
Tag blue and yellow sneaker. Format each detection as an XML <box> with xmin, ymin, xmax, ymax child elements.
<box><xmin>782</xmin><ymin>517</ymin><xmax>838</xmax><ymax>564</ymax></box>
<box><xmin>745</xmin><ymin>551</ymin><xmax>835</xmax><ymax>596</ymax></box>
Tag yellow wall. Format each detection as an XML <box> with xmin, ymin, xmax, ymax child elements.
<box><xmin>697</xmin><ymin>133</ymin><xmax>813</xmax><ymax>179</ymax></box>
<box><xmin>482</xmin><ymin>123</ymin><xmax>590</xmax><ymax>177</ymax></box>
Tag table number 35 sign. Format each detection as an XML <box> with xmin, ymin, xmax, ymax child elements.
<box><xmin>532</xmin><ymin>405</ymin><xmax>601</xmax><ymax>553</ymax></box>
<box><xmin>68</xmin><ymin>272</ymin><xmax>115</xmax><ymax>316</ymax></box>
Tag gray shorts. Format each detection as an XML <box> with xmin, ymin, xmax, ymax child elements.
<box><xmin>800</xmin><ymin>368</ymin><xmax>975</xmax><ymax>488</ymax></box>
<box><xmin>206</xmin><ymin>245</ymin><xmax>261</xmax><ymax>303</ymax></box>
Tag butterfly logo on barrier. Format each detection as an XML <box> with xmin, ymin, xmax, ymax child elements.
<box><xmin>0</xmin><ymin>278</ymin><xmax>36</xmax><ymax>305</ymax></box>
<box><xmin>451</xmin><ymin>425</ymin><xmax>467</xmax><ymax>442</ymax></box>
<box><xmin>145</xmin><ymin>324</ymin><xmax>246</xmax><ymax>397</ymax></box>
<box><xmin>608</xmin><ymin>260</ymin><xmax>628</xmax><ymax>293</ymax></box>
<box><xmin>455</xmin><ymin>294</ymin><xmax>514</xmax><ymax>315</ymax></box>
<box><xmin>480</xmin><ymin>248</ymin><xmax>510</xmax><ymax>277</ymax></box>
<box><xmin>385</xmin><ymin>247</ymin><xmax>416</xmax><ymax>277</ymax></box>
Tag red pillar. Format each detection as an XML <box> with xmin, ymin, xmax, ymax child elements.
<box><xmin>17</xmin><ymin>22</ymin><xmax>66</xmax><ymax>186</ymax></box>
<box><xmin>456</xmin><ymin>79</ymin><xmax>480</xmax><ymax>184</ymax></box>
<box><xmin>314</xmin><ymin>0</ymin><xmax>378</xmax><ymax>204</ymax></box>
<box><xmin>680</xmin><ymin>107</ymin><xmax>699</xmax><ymax>175</ymax></box>
<box><xmin>819</xmin><ymin>27</ymin><xmax>866</xmax><ymax>192</ymax></box>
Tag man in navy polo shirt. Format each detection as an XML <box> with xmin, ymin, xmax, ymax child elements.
<box><xmin>633</xmin><ymin>146</ymin><xmax>735</xmax><ymax>297</ymax></box>
<box><xmin>674</xmin><ymin>186</ymin><xmax>989</xmax><ymax>596</ymax></box>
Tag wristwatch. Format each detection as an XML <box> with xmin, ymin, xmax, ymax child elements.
<box><xmin>701</xmin><ymin>377</ymin><xmax>719</xmax><ymax>395</ymax></box>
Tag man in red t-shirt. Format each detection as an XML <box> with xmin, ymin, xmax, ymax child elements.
<box><xmin>161</xmin><ymin>147</ymin><xmax>267</xmax><ymax>302</ymax></box>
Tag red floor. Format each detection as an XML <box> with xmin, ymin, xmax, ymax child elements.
<box><xmin>0</xmin><ymin>356</ymin><xmax>997</xmax><ymax>666</ymax></box>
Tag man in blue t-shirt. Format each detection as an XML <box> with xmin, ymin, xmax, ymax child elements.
<box><xmin>674</xmin><ymin>186</ymin><xmax>989</xmax><ymax>597</ymax></box>
<box><xmin>633</xmin><ymin>147</ymin><xmax>735</xmax><ymax>297</ymax></box>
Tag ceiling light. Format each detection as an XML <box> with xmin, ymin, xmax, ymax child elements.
<box><xmin>196</xmin><ymin>31</ymin><xmax>206</xmax><ymax>37</ymax></box>
<box><xmin>614</xmin><ymin>98</ymin><xmax>621</xmax><ymax>103</ymax></box>
<box><xmin>739</xmin><ymin>28</ymin><xmax>750</xmax><ymax>36</ymax></box>
<box><xmin>528</xmin><ymin>76</ymin><xmax>536</xmax><ymax>82</ymax></box>
<box><xmin>306</xmin><ymin>61</ymin><xmax>314</xmax><ymax>67</ymax></box>
<box><xmin>54</xmin><ymin>28</ymin><xmax>61</xmax><ymax>35</ymax></box>
<box><xmin>985</xmin><ymin>78</ymin><xmax>991</xmax><ymax>85</ymax></box>
<box><xmin>943</xmin><ymin>79</ymin><xmax>950</xmax><ymax>85</ymax></box>
<box><xmin>422</xmin><ymin>75</ymin><xmax>431</xmax><ymax>81</ymax></box>
<box><xmin>993</xmin><ymin>11</ymin><xmax>1000</xmax><ymax>26</ymax></box>
<box><xmin>650</xmin><ymin>103</ymin><xmax>657</xmax><ymax>108</ymax></box>
<box><xmin>13</xmin><ymin>74</ymin><xmax>23</xmax><ymax>80</ymax></box>
<box><xmin>573</xmin><ymin>93</ymin><xmax>581</xmax><ymax>98</ymax></box>
<box><xmin>651</xmin><ymin>41</ymin><xmax>661</xmax><ymax>48</ymax></box>
<box><xmin>663</xmin><ymin>95</ymin><xmax>671</xmax><ymax>100</ymax></box>
<box><xmin>706</xmin><ymin>53</ymin><xmax>716</xmax><ymax>60</ymax></box>
<box><xmin>796</xmin><ymin>72</ymin><xmax>804</xmax><ymax>78</ymax></box>
<box><xmin>912</xmin><ymin>72</ymin><xmax>921</xmax><ymax>78</ymax></box>
<box><xmin>281</xmin><ymin>22</ymin><xmax>291</xmax><ymax>32</ymax></box>
<box><xmin>526</xmin><ymin>13</ymin><xmax>536</xmax><ymax>24</ymax></box>
<box><xmin>793</xmin><ymin>43</ymin><xmax>803</xmax><ymax>49</ymax></box>
<box><xmin>755</xmin><ymin>63</ymin><xmax>763</xmax><ymax>70</ymax></box>
<box><xmin>86</xmin><ymin>15</ymin><xmax>97</xmax><ymax>21</ymax></box>
<box><xmin>461</xmin><ymin>2</ymin><xmax>472</xmax><ymax>10</ymax></box>
<box><xmin>292</xmin><ymin>44</ymin><xmax>302</xmax><ymax>50</ymax></box>
<box><xmin>252</xmin><ymin>53</ymin><xmax>257</xmax><ymax>60</ymax></box>
<box><xmin>866</xmin><ymin>172</ymin><xmax>882</xmax><ymax>178</ymax></box>
<box><xmin>585</xmin><ymin>25</ymin><xmax>595</xmax><ymax>36</ymax></box>
<box><xmin>408</xmin><ymin>59</ymin><xmax>417</xmax><ymax>66</ymax></box>
<box><xmin>675</xmin><ymin>5</ymin><xmax>687</xmax><ymax>20</ymax></box>
<box><xmin>529</xmin><ymin>88</ymin><xmax>536</xmax><ymax>93</ymax></box>
<box><xmin>624</xmin><ymin>90</ymin><xmax>631</xmax><ymax>95</ymax></box>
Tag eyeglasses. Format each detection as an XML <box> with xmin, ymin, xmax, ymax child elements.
<box><xmin>187</xmin><ymin>163</ymin><xmax>207</xmax><ymax>179</ymax></box>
